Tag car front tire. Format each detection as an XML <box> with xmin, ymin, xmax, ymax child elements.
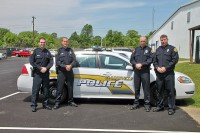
<box><xmin>150</xmin><ymin>83</ymin><xmax>158</xmax><ymax>106</ymax></box>
<box><xmin>48</xmin><ymin>80</ymin><xmax>67</xmax><ymax>104</ymax></box>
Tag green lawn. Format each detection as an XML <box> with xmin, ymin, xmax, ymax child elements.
<box><xmin>178</xmin><ymin>58</ymin><xmax>190</xmax><ymax>61</ymax></box>
<box><xmin>175</xmin><ymin>62</ymin><xmax>200</xmax><ymax>107</ymax></box>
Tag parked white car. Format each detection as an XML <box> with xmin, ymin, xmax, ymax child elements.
<box><xmin>0</xmin><ymin>53</ymin><xmax>3</xmax><ymax>60</ymax></box>
<box><xmin>17</xmin><ymin>50</ymin><xmax>195</xmax><ymax>104</ymax></box>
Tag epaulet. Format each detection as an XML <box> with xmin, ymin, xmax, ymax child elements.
<box><xmin>173</xmin><ymin>47</ymin><xmax>178</xmax><ymax>52</ymax></box>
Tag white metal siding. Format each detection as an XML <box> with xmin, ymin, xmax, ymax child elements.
<box><xmin>149</xmin><ymin>1</ymin><xmax>200</xmax><ymax>59</ymax></box>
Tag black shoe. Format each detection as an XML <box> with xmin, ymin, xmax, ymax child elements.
<box><xmin>130</xmin><ymin>104</ymin><xmax>139</xmax><ymax>110</ymax></box>
<box><xmin>53</xmin><ymin>104</ymin><xmax>60</xmax><ymax>109</ymax></box>
<box><xmin>68</xmin><ymin>102</ymin><xmax>78</xmax><ymax>107</ymax></box>
<box><xmin>31</xmin><ymin>106</ymin><xmax>37</xmax><ymax>112</ymax></box>
<box><xmin>145</xmin><ymin>107</ymin><xmax>151</xmax><ymax>112</ymax></box>
<box><xmin>168</xmin><ymin>109</ymin><xmax>175</xmax><ymax>115</ymax></box>
<box><xmin>153</xmin><ymin>107</ymin><xmax>164</xmax><ymax>112</ymax></box>
<box><xmin>43</xmin><ymin>105</ymin><xmax>52</xmax><ymax>110</ymax></box>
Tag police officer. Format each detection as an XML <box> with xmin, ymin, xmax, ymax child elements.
<box><xmin>153</xmin><ymin>34</ymin><xmax>179</xmax><ymax>115</ymax></box>
<box><xmin>54</xmin><ymin>37</ymin><xmax>77</xmax><ymax>109</ymax></box>
<box><xmin>29</xmin><ymin>37</ymin><xmax>53</xmax><ymax>112</ymax></box>
<box><xmin>130</xmin><ymin>36</ymin><xmax>152</xmax><ymax>112</ymax></box>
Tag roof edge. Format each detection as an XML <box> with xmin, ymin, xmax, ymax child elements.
<box><xmin>149</xmin><ymin>0</ymin><xmax>200</xmax><ymax>39</ymax></box>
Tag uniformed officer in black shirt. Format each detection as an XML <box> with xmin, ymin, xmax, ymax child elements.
<box><xmin>54</xmin><ymin>37</ymin><xmax>77</xmax><ymax>109</ymax></box>
<box><xmin>153</xmin><ymin>34</ymin><xmax>179</xmax><ymax>115</ymax></box>
<box><xmin>130</xmin><ymin>36</ymin><xmax>153</xmax><ymax>112</ymax></box>
<box><xmin>29</xmin><ymin>37</ymin><xmax>53</xmax><ymax>112</ymax></box>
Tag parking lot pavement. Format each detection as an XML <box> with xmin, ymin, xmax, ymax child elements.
<box><xmin>0</xmin><ymin>92</ymin><xmax>200</xmax><ymax>133</ymax></box>
<box><xmin>0</xmin><ymin>57</ymin><xmax>29</xmax><ymax>97</ymax></box>
<box><xmin>0</xmin><ymin>57</ymin><xmax>200</xmax><ymax>133</ymax></box>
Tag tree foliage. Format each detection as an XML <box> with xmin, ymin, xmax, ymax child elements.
<box><xmin>18</xmin><ymin>31</ymin><xmax>34</xmax><ymax>48</ymax></box>
<box><xmin>3</xmin><ymin>32</ymin><xmax>18</xmax><ymax>47</ymax></box>
<box><xmin>0</xmin><ymin>24</ymin><xmax>153</xmax><ymax>49</ymax></box>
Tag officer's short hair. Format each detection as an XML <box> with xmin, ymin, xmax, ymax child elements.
<box><xmin>61</xmin><ymin>37</ymin><xmax>68</xmax><ymax>41</ymax></box>
<box><xmin>160</xmin><ymin>34</ymin><xmax>168</xmax><ymax>39</ymax></box>
<box><xmin>39</xmin><ymin>37</ymin><xmax>46</xmax><ymax>42</ymax></box>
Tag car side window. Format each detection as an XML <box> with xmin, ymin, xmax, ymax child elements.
<box><xmin>76</xmin><ymin>54</ymin><xmax>96</xmax><ymax>68</ymax></box>
<box><xmin>99</xmin><ymin>55</ymin><xmax>127</xmax><ymax>70</ymax></box>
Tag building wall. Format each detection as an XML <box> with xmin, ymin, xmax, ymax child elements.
<box><xmin>149</xmin><ymin>1</ymin><xmax>200</xmax><ymax>59</ymax></box>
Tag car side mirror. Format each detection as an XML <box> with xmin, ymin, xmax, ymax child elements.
<box><xmin>126</xmin><ymin>65</ymin><xmax>133</xmax><ymax>70</ymax></box>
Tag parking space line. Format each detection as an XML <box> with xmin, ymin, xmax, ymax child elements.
<box><xmin>0</xmin><ymin>127</ymin><xmax>198</xmax><ymax>133</ymax></box>
<box><xmin>0</xmin><ymin>92</ymin><xmax>28</xmax><ymax>101</ymax></box>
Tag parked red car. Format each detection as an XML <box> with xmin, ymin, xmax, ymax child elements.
<box><xmin>12</xmin><ymin>50</ymin><xmax>31</xmax><ymax>57</ymax></box>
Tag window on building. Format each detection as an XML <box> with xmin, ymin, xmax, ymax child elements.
<box><xmin>171</xmin><ymin>21</ymin><xmax>174</xmax><ymax>30</ymax></box>
<box><xmin>187</xmin><ymin>12</ymin><xmax>191</xmax><ymax>23</ymax></box>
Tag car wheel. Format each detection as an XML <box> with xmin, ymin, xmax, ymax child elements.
<box><xmin>150</xmin><ymin>83</ymin><xmax>159</xmax><ymax>106</ymax></box>
<box><xmin>150</xmin><ymin>83</ymin><xmax>176</xmax><ymax>107</ymax></box>
<box><xmin>48</xmin><ymin>80</ymin><xmax>67</xmax><ymax>104</ymax></box>
<box><xmin>16</xmin><ymin>54</ymin><xmax>19</xmax><ymax>57</ymax></box>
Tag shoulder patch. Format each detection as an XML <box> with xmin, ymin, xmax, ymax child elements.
<box><xmin>174</xmin><ymin>48</ymin><xmax>178</xmax><ymax>52</ymax></box>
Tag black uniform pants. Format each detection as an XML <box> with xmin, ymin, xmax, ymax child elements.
<box><xmin>156</xmin><ymin>72</ymin><xmax>175</xmax><ymax>110</ymax></box>
<box><xmin>134</xmin><ymin>70</ymin><xmax>150</xmax><ymax>107</ymax></box>
<box><xmin>31</xmin><ymin>73</ymin><xmax>50</xmax><ymax>107</ymax></box>
<box><xmin>55</xmin><ymin>70</ymin><xmax>74</xmax><ymax>105</ymax></box>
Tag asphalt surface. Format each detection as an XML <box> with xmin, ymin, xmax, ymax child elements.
<box><xmin>0</xmin><ymin>57</ymin><xmax>200</xmax><ymax>133</ymax></box>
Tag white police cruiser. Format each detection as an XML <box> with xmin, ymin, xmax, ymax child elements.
<box><xmin>17</xmin><ymin>47</ymin><xmax>195</xmax><ymax>105</ymax></box>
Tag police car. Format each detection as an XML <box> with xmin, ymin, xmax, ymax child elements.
<box><xmin>17</xmin><ymin>48</ymin><xmax>195</xmax><ymax>105</ymax></box>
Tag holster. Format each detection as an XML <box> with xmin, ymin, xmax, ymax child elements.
<box><xmin>56</xmin><ymin>66</ymin><xmax>59</xmax><ymax>74</ymax></box>
<box><xmin>31</xmin><ymin>67</ymin><xmax>36</xmax><ymax>77</ymax></box>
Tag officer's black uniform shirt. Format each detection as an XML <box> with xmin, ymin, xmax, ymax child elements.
<box><xmin>153</xmin><ymin>44</ymin><xmax>179</xmax><ymax>72</ymax></box>
<box><xmin>56</xmin><ymin>47</ymin><xmax>76</xmax><ymax>70</ymax></box>
<box><xmin>29</xmin><ymin>48</ymin><xmax>53</xmax><ymax>72</ymax></box>
<box><xmin>130</xmin><ymin>46</ymin><xmax>152</xmax><ymax>71</ymax></box>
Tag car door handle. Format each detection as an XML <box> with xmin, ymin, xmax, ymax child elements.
<box><xmin>103</xmin><ymin>72</ymin><xmax>111</xmax><ymax>76</ymax></box>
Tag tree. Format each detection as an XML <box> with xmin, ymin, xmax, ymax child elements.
<box><xmin>18</xmin><ymin>31</ymin><xmax>33</xmax><ymax>48</ymax></box>
<box><xmin>92</xmin><ymin>36</ymin><xmax>101</xmax><ymax>46</ymax></box>
<box><xmin>112</xmin><ymin>31</ymin><xmax>124</xmax><ymax>47</ymax></box>
<box><xmin>34</xmin><ymin>33</ymin><xmax>56</xmax><ymax>49</ymax></box>
<box><xmin>51</xmin><ymin>32</ymin><xmax>57</xmax><ymax>38</ymax></box>
<box><xmin>104</xmin><ymin>30</ymin><xmax>124</xmax><ymax>47</ymax></box>
<box><xmin>3</xmin><ymin>32</ymin><xmax>19</xmax><ymax>47</ymax></box>
<box><xmin>124</xmin><ymin>30</ymin><xmax>140</xmax><ymax>48</ymax></box>
<box><xmin>80</xmin><ymin>24</ymin><xmax>93</xmax><ymax>48</ymax></box>
<box><xmin>69</xmin><ymin>40</ymin><xmax>80</xmax><ymax>48</ymax></box>
<box><xmin>81</xmin><ymin>24</ymin><xmax>93</xmax><ymax>37</ymax></box>
<box><xmin>0</xmin><ymin>28</ymin><xmax>10</xmax><ymax>41</ymax></box>
<box><xmin>69</xmin><ymin>32</ymin><xmax>80</xmax><ymax>42</ymax></box>
<box><xmin>104</xmin><ymin>30</ymin><xmax>113</xmax><ymax>47</ymax></box>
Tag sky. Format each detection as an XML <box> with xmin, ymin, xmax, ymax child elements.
<box><xmin>0</xmin><ymin>0</ymin><xmax>193</xmax><ymax>37</ymax></box>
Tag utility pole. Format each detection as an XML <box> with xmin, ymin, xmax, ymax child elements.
<box><xmin>32</xmin><ymin>16</ymin><xmax>36</xmax><ymax>47</ymax></box>
<box><xmin>152</xmin><ymin>8</ymin><xmax>155</xmax><ymax>31</ymax></box>
<box><xmin>101</xmin><ymin>37</ymin><xmax>103</xmax><ymax>47</ymax></box>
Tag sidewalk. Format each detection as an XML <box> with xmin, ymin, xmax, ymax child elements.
<box><xmin>180</xmin><ymin>107</ymin><xmax>200</xmax><ymax>125</ymax></box>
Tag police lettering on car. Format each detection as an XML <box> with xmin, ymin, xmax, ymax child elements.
<box><xmin>29</xmin><ymin>37</ymin><xmax>53</xmax><ymax>112</ymax></box>
<box><xmin>130</xmin><ymin>36</ymin><xmax>153</xmax><ymax>112</ymax></box>
<box><xmin>54</xmin><ymin>37</ymin><xmax>78</xmax><ymax>109</ymax></box>
<box><xmin>153</xmin><ymin>34</ymin><xmax>179</xmax><ymax>115</ymax></box>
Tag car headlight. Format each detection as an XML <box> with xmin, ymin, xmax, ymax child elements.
<box><xmin>177</xmin><ymin>76</ymin><xmax>192</xmax><ymax>83</ymax></box>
